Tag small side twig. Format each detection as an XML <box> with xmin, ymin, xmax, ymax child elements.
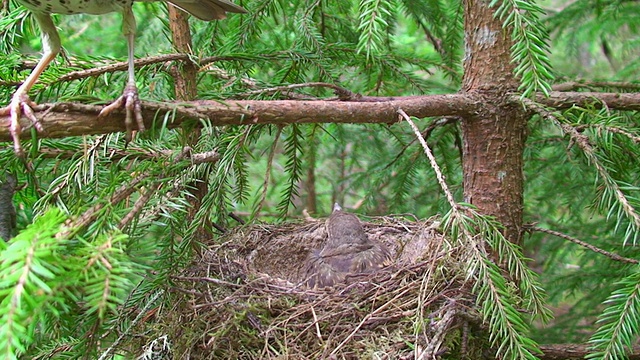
<box><xmin>228</xmin><ymin>212</ymin><xmax>246</xmax><ymax>225</ymax></box>
<box><xmin>525</xmin><ymin>225</ymin><xmax>638</xmax><ymax>264</ymax></box>
<box><xmin>97</xmin><ymin>290</ymin><xmax>165</xmax><ymax>360</ymax></box>
<box><xmin>552</xmin><ymin>80</ymin><xmax>640</xmax><ymax>92</ymax></box>
<box><xmin>311</xmin><ymin>305</ymin><xmax>323</xmax><ymax>342</ymax></box>
<box><xmin>118</xmin><ymin>147</ymin><xmax>192</xmax><ymax>229</ymax></box>
<box><xmin>240</xmin><ymin>82</ymin><xmax>356</xmax><ymax>100</ymax></box>
<box><xmin>172</xmin><ymin>275</ymin><xmax>242</xmax><ymax>288</ymax></box>
<box><xmin>118</xmin><ymin>182</ymin><xmax>162</xmax><ymax>230</ymax></box>
<box><xmin>423</xmin><ymin>301</ymin><xmax>458</xmax><ymax>359</ymax></box>
<box><xmin>56</xmin><ymin>54</ymin><xmax>194</xmax><ymax>83</ymax></box>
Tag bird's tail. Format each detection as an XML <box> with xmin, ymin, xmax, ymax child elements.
<box><xmin>168</xmin><ymin>0</ymin><xmax>247</xmax><ymax>21</ymax></box>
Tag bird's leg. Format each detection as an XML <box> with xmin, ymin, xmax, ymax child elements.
<box><xmin>0</xmin><ymin>13</ymin><xmax>59</xmax><ymax>156</ymax></box>
<box><xmin>98</xmin><ymin>6</ymin><xmax>144</xmax><ymax>143</ymax></box>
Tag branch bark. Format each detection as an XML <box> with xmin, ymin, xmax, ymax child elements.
<box><xmin>0</xmin><ymin>95</ymin><xmax>479</xmax><ymax>141</ymax></box>
<box><xmin>2</xmin><ymin>91</ymin><xmax>639</xmax><ymax>142</ymax></box>
<box><xmin>539</xmin><ymin>344</ymin><xmax>640</xmax><ymax>360</ymax></box>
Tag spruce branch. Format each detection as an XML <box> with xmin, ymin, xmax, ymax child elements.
<box><xmin>525</xmin><ymin>225</ymin><xmax>638</xmax><ymax>265</ymax></box>
<box><xmin>209</xmin><ymin>126</ymin><xmax>252</xmax><ymax>223</ymax></box>
<box><xmin>0</xmin><ymin>209</ymin><xmax>67</xmax><ymax>358</ymax></box>
<box><xmin>356</xmin><ymin>0</ymin><xmax>393</xmax><ymax>60</ymax></box>
<box><xmin>401</xmin><ymin>108</ymin><xmax>549</xmax><ymax>359</ymax></box>
<box><xmin>4</xmin><ymin>92</ymin><xmax>640</xmax><ymax>142</ymax></box>
<box><xmin>97</xmin><ymin>290</ymin><xmax>165</xmax><ymax>360</ymax></box>
<box><xmin>523</xmin><ymin>98</ymin><xmax>640</xmax><ymax>245</ymax></box>
<box><xmin>56</xmin><ymin>147</ymin><xmax>219</xmax><ymax>238</ymax></box>
<box><xmin>397</xmin><ymin>0</ymin><xmax>463</xmax><ymax>81</ymax></box>
<box><xmin>587</xmin><ymin>269</ymin><xmax>640</xmax><ymax>360</ymax></box>
<box><xmin>490</xmin><ymin>0</ymin><xmax>553</xmax><ymax>97</ymax></box>
<box><xmin>296</xmin><ymin>0</ymin><xmax>325</xmax><ymax>52</ymax></box>
<box><xmin>444</xmin><ymin>207</ymin><xmax>545</xmax><ymax>360</ymax></box>
<box><xmin>276</xmin><ymin>124</ymin><xmax>304</xmax><ymax>217</ymax></box>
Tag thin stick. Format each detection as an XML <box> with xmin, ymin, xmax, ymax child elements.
<box><xmin>311</xmin><ymin>305</ymin><xmax>323</xmax><ymax>341</ymax></box>
<box><xmin>97</xmin><ymin>290</ymin><xmax>164</xmax><ymax>360</ymax></box>
<box><xmin>527</xmin><ymin>225</ymin><xmax>638</xmax><ymax>264</ymax></box>
<box><xmin>398</xmin><ymin>109</ymin><xmax>457</xmax><ymax>209</ymax></box>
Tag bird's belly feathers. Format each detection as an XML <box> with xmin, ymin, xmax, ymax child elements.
<box><xmin>18</xmin><ymin>0</ymin><xmax>131</xmax><ymax>15</ymax></box>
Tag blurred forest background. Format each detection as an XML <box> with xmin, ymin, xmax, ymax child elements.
<box><xmin>1</xmin><ymin>0</ymin><xmax>640</xmax><ymax>358</ymax></box>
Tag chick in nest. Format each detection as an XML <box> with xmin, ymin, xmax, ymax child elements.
<box><xmin>305</xmin><ymin>203</ymin><xmax>390</xmax><ymax>288</ymax></box>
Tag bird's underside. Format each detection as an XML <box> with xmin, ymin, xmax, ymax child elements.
<box><xmin>1</xmin><ymin>0</ymin><xmax>247</xmax><ymax>156</ymax></box>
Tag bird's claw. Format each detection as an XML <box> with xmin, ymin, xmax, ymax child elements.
<box><xmin>99</xmin><ymin>83</ymin><xmax>144</xmax><ymax>143</ymax></box>
<box><xmin>1</xmin><ymin>92</ymin><xmax>44</xmax><ymax>157</ymax></box>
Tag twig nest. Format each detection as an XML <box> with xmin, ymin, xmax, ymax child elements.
<box><xmin>128</xmin><ymin>216</ymin><xmax>489</xmax><ymax>359</ymax></box>
<box><xmin>214</xmin><ymin>215</ymin><xmax>440</xmax><ymax>285</ymax></box>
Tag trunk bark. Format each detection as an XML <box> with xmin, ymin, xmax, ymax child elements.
<box><xmin>169</xmin><ymin>8</ymin><xmax>213</xmax><ymax>240</ymax></box>
<box><xmin>462</xmin><ymin>0</ymin><xmax>527</xmax><ymax>246</ymax></box>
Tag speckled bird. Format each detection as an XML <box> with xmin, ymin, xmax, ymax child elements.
<box><xmin>305</xmin><ymin>203</ymin><xmax>391</xmax><ymax>288</ymax></box>
<box><xmin>1</xmin><ymin>0</ymin><xmax>246</xmax><ymax>155</ymax></box>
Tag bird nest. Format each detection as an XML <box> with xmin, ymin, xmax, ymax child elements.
<box><xmin>129</xmin><ymin>215</ymin><xmax>491</xmax><ymax>359</ymax></box>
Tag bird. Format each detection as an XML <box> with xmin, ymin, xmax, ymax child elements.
<box><xmin>0</xmin><ymin>174</ymin><xmax>17</xmax><ymax>241</ymax></box>
<box><xmin>1</xmin><ymin>0</ymin><xmax>247</xmax><ymax>156</ymax></box>
<box><xmin>305</xmin><ymin>203</ymin><xmax>391</xmax><ymax>288</ymax></box>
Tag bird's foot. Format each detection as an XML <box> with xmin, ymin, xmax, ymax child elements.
<box><xmin>0</xmin><ymin>92</ymin><xmax>45</xmax><ymax>157</ymax></box>
<box><xmin>99</xmin><ymin>83</ymin><xmax>145</xmax><ymax>143</ymax></box>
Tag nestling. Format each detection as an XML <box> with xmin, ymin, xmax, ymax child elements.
<box><xmin>305</xmin><ymin>203</ymin><xmax>391</xmax><ymax>288</ymax></box>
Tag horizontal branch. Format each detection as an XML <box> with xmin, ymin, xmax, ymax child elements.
<box><xmin>552</xmin><ymin>80</ymin><xmax>640</xmax><ymax>92</ymax></box>
<box><xmin>1</xmin><ymin>91</ymin><xmax>639</xmax><ymax>141</ymax></box>
<box><xmin>0</xmin><ymin>94</ymin><xmax>478</xmax><ymax>141</ymax></box>
<box><xmin>537</xmin><ymin>91</ymin><xmax>640</xmax><ymax>111</ymax></box>
<box><xmin>539</xmin><ymin>344</ymin><xmax>640</xmax><ymax>360</ymax></box>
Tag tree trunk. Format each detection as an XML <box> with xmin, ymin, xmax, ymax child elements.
<box><xmin>168</xmin><ymin>7</ymin><xmax>198</xmax><ymax>101</ymax></box>
<box><xmin>168</xmin><ymin>7</ymin><xmax>213</xmax><ymax>240</ymax></box>
<box><xmin>462</xmin><ymin>0</ymin><xmax>527</xmax><ymax>246</ymax></box>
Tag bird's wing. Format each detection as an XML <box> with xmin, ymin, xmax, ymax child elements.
<box><xmin>304</xmin><ymin>251</ymin><xmax>345</xmax><ymax>288</ymax></box>
<box><xmin>350</xmin><ymin>242</ymin><xmax>391</xmax><ymax>273</ymax></box>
